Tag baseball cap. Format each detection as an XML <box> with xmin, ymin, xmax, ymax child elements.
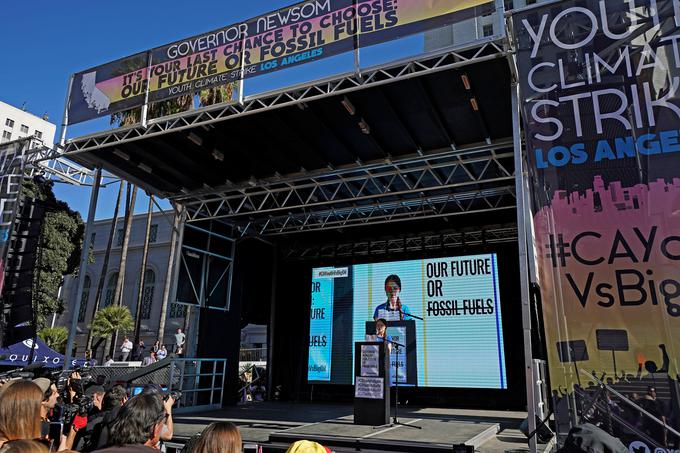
<box><xmin>32</xmin><ymin>377</ymin><xmax>52</xmax><ymax>394</ymax></box>
<box><xmin>285</xmin><ymin>440</ymin><xmax>331</xmax><ymax>453</ymax></box>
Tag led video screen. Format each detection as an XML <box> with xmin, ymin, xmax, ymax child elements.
<box><xmin>308</xmin><ymin>254</ymin><xmax>507</xmax><ymax>388</ymax></box>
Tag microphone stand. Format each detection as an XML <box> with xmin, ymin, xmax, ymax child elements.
<box><xmin>380</xmin><ymin>336</ymin><xmax>421</xmax><ymax>429</ymax></box>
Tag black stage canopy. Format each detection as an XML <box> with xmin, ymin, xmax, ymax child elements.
<box><xmin>62</xmin><ymin>40</ymin><xmax>517</xmax><ymax>237</ymax></box>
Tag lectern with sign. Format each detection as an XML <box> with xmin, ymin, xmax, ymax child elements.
<box><xmin>354</xmin><ymin>341</ymin><xmax>390</xmax><ymax>425</ymax></box>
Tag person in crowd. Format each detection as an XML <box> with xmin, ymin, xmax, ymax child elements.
<box><xmin>0</xmin><ymin>380</ymin><xmax>43</xmax><ymax>448</ymax></box>
<box><xmin>31</xmin><ymin>378</ymin><xmax>58</xmax><ymax>424</ymax></box>
<box><xmin>67</xmin><ymin>385</ymin><xmax>106</xmax><ymax>450</ymax></box>
<box><xmin>103</xmin><ymin>356</ymin><xmax>114</xmax><ymax>367</ymax></box>
<box><xmin>133</xmin><ymin>341</ymin><xmax>145</xmax><ymax>362</ymax></box>
<box><xmin>174</xmin><ymin>329</ymin><xmax>185</xmax><ymax>355</ymax></box>
<box><xmin>152</xmin><ymin>341</ymin><xmax>160</xmax><ymax>355</ymax></box>
<box><xmin>156</xmin><ymin>346</ymin><xmax>167</xmax><ymax>361</ymax></box>
<box><xmin>639</xmin><ymin>386</ymin><xmax>667</xmax><ymax>447</ymax></box>
<box><xmin>139</xmin><ymin>386</ymin><xmax>175</xmax><ymax>446</ymax></box>
<box><xmin>0</xmin><ymin>439</ymin><xmax>49</xmax><ymax>453</ymax></box>
<box><xmin>285</xmin><ymin>440</ymin><xmax>331</xmax><ymax>453</ymax></box>
<box><xmin>120</xmin><ymin>337</ymin><xmax>133</xmax><ymax>362</ymax></box>
<box><xmin>90</xmin><ymin>386</ymin><xmax>128</xmax><ymax>451</ymax></box>
<box><xmin>191</xmin><ymin>422</ymin><xmax>242</xmax><ymax>453</ymax></box>
<box><xmin>142</xmin><ymin>352</ymin><xmax>157</xmax><ymax>367</ymax></box>
<box><xmin>93</xmin><ymin>394</ymin><xmax>167</xmax><ymax>452</ymax></box>
<box><xmin>373</xmin><ymin>274</ymin><xmax>411</xmax><ymax>321</ymax></box>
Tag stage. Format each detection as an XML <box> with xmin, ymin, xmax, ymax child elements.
<box><xmin>171</xmin><ymin>402</ymin><xmax>543</xmax><ymax>452</ymax></box>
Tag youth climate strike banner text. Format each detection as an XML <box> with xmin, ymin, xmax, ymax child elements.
<box><xmin>512</xmin><ymin>0</ymin><xmax>680</xmax><ymax>447</ymax></box>
<box><xmin>68</xmin><ymin>0</ymin><xmax>494</xmax><ymax>124</ymax></box>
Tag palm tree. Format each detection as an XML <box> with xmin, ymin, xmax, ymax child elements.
<box><xmin>198</xmin><ymin>83</ymin><xmax>235</xmax><ymax>107</ymax></box>
<box><xmin>38</xmin><ymin>327</ymin><xmax>69</xmax><ymax>353</ymax></box>
<box><xmin>91</xmin><ymin>306</ymin><xmax>134</xmax><ymax>358</ymax></box>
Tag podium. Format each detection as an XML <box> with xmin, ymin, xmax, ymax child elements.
<box><xmin>353</xmin><ymin>341</ymin><xmax>390</xmax><ymax>425</ymax></box>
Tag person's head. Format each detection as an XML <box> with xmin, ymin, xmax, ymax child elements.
<box><xmin>103</xmin><ymin>385</ymin><xmax>128</xmax><ymax>411</ymax></box>
<box><xmin>375</xmin><ymin>318</ymin><xmax>388</xmax><ymax>336</ymax></box>
<box><xmin>177</xmin><ymin>328</ymin><xmax>182</xmax><ymax>334</ymax></box>
<box><xmin>154</xmin><ymin>341</ymin><xmax>160</xmax><ymax>346</ymax></box>
<box><xmin>384</xmin><ymin>275</ymin><xmax>401</xmax><ymax>304</ymax></box>
<box><xmin>139</xmin><ymin>340</ymin><xmax>144</xmax><ymax>345</ymax></box>
<box><xmin>0</xmin><ymin>380</ymin><xmax>43</xmax><ymax>442</ymax></box>
<box><xmin>285</xmin><ymin>440</ymin><xmax>331</xmax><ymax>453</ymax></box>
<box><xmin>192</xmin><ymin>422</ymin><xmax>242</xmax><ymax>453</ymax></box>
<box><xmin>124</xmin><ymin>336</ymin><xmax>128</xmax><ymax>341</ymax></box>
<box><xmin>105</xmin><ymin>355</ymin><xmax>112</xmax><ymax>362</ymax></box>
<box><xmin>0</xmin><ymin>439</ymin><xmax>49</xmax><ymax>453</ymax></box>
<box><xmin>647</xmin><ymin>386</ymin><xmax>656</xmax><ymax>399</ymax></box>
<box><xmin>109</xmin><ymin>394</ymin><xmax>167</xmax><ymax>447</ymax></box>
<box><xmin>32</xmin><ymin>378</ymin><xmax>58</xmax><ymax>413</ymax></box>
<box><xmin>161</xmin><ymin>345</ymin><xmax>166</xmax><ymax>351</ymax></box>
<box><xmin>86</xmin><ymin>385</ymin><xmax>106</xmax><ymax>410</ymax></box>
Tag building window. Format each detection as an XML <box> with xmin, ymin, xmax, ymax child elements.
<box><xmin>77</xmin><ymin>276</ymin><xmax>92</xmax><ymax>322</ymax></box>
<box><xmin>90</xmin><ymin>232</ymin><xmax>96</xmax><ymax>247</ymax></box>
<box><xmin>141</xmin><ymin>269</ymin><xmax>155</xmax><ymax>319</ymax></box>
<box><xmin>116</xmin><ymin>228</ymin><xmax>124</xmax><ymax>247</ymax></box>
<box><xmin>5</xmin><ymin>119</ymin><xmax>14</xmax><ymax>128</ymax></box>
<box><xmin>1</xmin><ymin>131</ymin><xmax>10</xmax><ymax>142</ymax></box>
<box><xmin>149</xmin><ymin>224</ymin><xmax>158</xmax><ymax>243</ymax></box>
<box><xmin>20</xmin><ymin>125</ymin><xmax>29</xmax><ymax>133</ymax></box>
<box><xmin>103</xmin><ymin>272</ymin><xmax>119</xmax><ymax>307</ymax></box>
<box><xmin>483</xmin><ymin>24</ymin><xmax>494</xmax><ymax>37</ymax></box>
<box><xmin>34</xmin><ymin>130</ymin><xmax>42</xmax><ymax>139</ymax></box>
<box><xmin>170</xmin><ymin>302</ymin><xmax>187</xmax><ymax>318</ymax></box>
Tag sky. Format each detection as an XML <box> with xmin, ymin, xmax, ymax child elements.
<box><xmin>0</xmin><ymin>0</ymin><xmax>425</xmax><ymax>221</ymax></box>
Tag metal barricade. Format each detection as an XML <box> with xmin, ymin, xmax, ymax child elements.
<box><xmin>170</xmin><ymin>358</ymin><xmax>227</xmax><ymax>414</ymax></box>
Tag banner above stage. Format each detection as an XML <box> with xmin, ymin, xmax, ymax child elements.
<box><xmin>67</xmin><ymin>0</ymin><xmax>495</xmax><ymax>124</ymax></box>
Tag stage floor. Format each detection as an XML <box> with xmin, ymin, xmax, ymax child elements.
<box><xmin>172</xmin><ymin>402</ymin><xmax>544</xmax><ymax>452</ymax></box>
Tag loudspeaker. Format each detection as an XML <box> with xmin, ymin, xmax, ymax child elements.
<box><xmin>1</xmin><ymin>196</ymin><xmax>45</xmax><ymax>346</ymax></box>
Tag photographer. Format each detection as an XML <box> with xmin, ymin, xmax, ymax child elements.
<box><xmin>90</xmin><ymin>386</ymin><xmax>128</xmax><ymax>451</ymax></box>
<box><xmin>140</xmin><ymin>385</ymin><xmax>175</xmax><ymax>446</ymax></box>
<box><xmin>68</xmin><ymin>385</ymin><xmax>106</xmax><ymax>451</ymax></box>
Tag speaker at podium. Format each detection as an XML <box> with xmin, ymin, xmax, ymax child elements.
<box><xmin>365</xmin><ymin>320</ymin><xmax>418</xmax><ymax>386</ymax></box>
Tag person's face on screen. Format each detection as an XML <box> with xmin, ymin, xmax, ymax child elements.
<box><xmin>385</xmin><ymin>280</ymin><xmax>400</xmax><ymax>304</ymax></box>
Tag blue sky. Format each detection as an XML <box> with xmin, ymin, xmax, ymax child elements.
<box><xmin>0</xmin><ymin>0</ymin><xmax>424</xmax><ymax>220</ymax></box>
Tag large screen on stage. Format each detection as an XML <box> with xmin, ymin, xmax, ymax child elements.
<box><xmin>307</xmin><ymin>254</ymin><xmax>507</xmax><ymax>388</ymax></box>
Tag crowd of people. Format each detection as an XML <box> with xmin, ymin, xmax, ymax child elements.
<box><xmin>0</xmin><ymin>372</ymin><xmax>331</xmax><ymax>453</ymax></box>
<box><xmin>103</xmin><ymin>329</ymin><xmax>185</xmax><ymax>367</ymax></box>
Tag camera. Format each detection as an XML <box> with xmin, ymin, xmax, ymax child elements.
<box><xmin>165</xmin><ymin>389</ymin><xmax>182</xmax><ymax>402</ymax></box>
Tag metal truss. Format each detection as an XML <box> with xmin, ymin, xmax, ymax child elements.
<box><xmin>182</xmin><ymin>139</ymin><xmax>513</xmax><ymax>217</ymax></box>
<box><xmin>237</xmin><ymin>185</ymin><xmax>516</xmax><ymax>236</ymax></box>
<box><xmin>283</xmin><ymin>226</ymin><xmax>519</xmax><ymax>260</ymax></box>
<box><xmin>61</xmin><ymin>39</ymin><xmax>507</xmax><ymax>156</ymax></box>
<box><xmin>0</xmin><ymin>138</ymin><xmax>95</xmax><ymax>186</ymax></box>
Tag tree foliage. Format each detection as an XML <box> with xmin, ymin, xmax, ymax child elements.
<box><xmin>21</xmin><ymin>179</ymin><xmax>85</xmax><ymax>330</ymax></box>
<box><xmin>90</xmin><ymin>305</ymin><xmax>134</xmax><ymax>339</ymax></box>
<box><xmin>38</xmin><ymin>326</ymin><xmax>69</xmax><ymax>353</ymax></box>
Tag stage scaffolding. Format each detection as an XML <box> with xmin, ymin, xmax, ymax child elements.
<box><xmin>12</xmin><ymin>26</ymin><xmax>540</xmax><ymax>453</ymax></box>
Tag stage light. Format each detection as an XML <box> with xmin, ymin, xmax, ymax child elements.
<box><xmin>461</xmin><ymin>74</ymin><xmax>471</xmax><ymax>90</ymax></box>
<box><xmin>188</xmin><ymin>132</ymin><xmax>203</xmax><ymax>146</ymax></box>
<box><xmin>469</xmin><ymin>98</ymin><xmax>479</xmax><ymax>111</ymax></box>
<box><xmin>138</xmin><ymin>163</ymin><xmax>153</xmax><ymax>174</ymax></box>
<box><xmin>113</xmin><ymin>149</ymin><xmax>130</xmax><ymax>161</ymax></box>
<box><xmin>341</xmin><ymin>96</ymin><xmax>356</xmax><ymax>115</ymax></box>
<box><xmin>358</xmin><ymin>118</ymin><xmax>370</xmax><ymax>134</ymax></box>
<box><xmin>212</xmin><ymin>149</ymin><xmax>224</xmax><ymax>161</ymax></box>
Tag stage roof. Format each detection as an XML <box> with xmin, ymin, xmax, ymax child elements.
<box><xmin>61</xmin><ymin>39</ymin><xmax>517</xmax><ymax>237</ymax></box>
